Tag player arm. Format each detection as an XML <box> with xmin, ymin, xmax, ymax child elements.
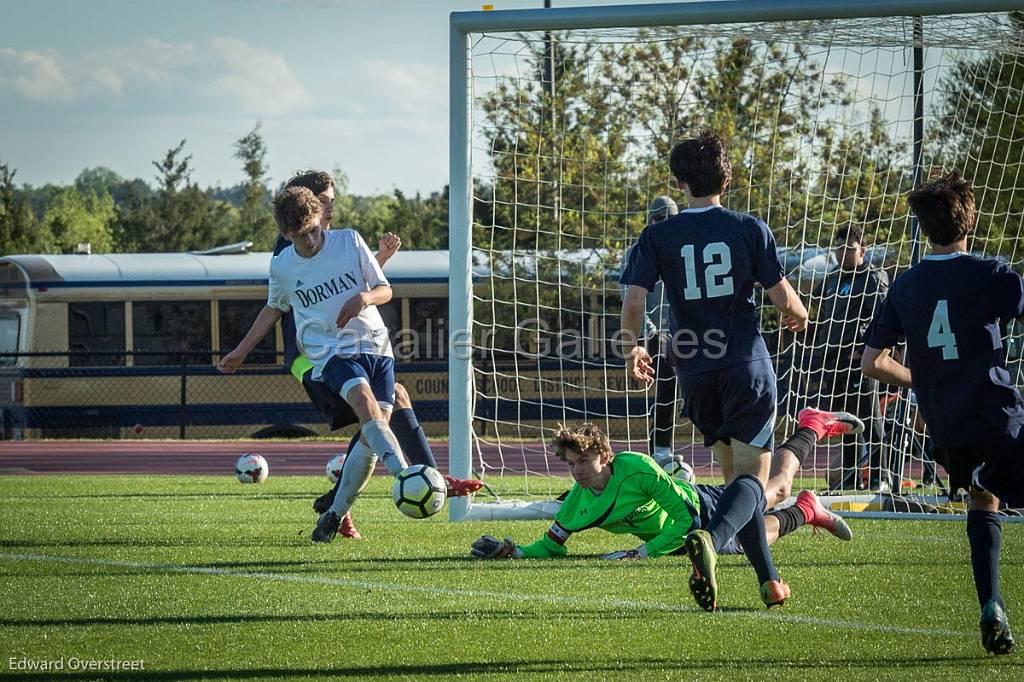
<box><xmin>765</xmin><ymin>278</ymin><xmax>809</xmax><ymax>332</ymax></box>
<box><xmin>336</xmin><ymin>284</ymin><xmax>392</xmax><ymax>329</ymax></box>
<box><xmin>375</xmin><ymin>232</ymin><xmax>401</xmax><ymax>267</ymax></box>
<box><xmin>471</xmin><ymin>522</ymin><xmax>571</xmax><ymax>559</ymax></box>
<box><xmin>621</xmin><ymin>285</ymin><xmax>655</xmax><ymax>383</ymax></box>
<box><xmin>621</xmin><ymin>285</ymin><xmax>650</xmax><ymax>349</ymax></box>
<box><xmin>861</xmin><ymin>345</ymin><xmax>913</xmax><ymax>389</ymax></box>
<box><xmin>217</xmin><ymin>305</ymin><xmax>284</xmax><ymax>373</ymax></box>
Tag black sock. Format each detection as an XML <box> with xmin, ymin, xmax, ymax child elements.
<box><xmin>967</xmin><ymin>510</ymin><xmax>1003</xmax><ymax>608</ymax></box>
<box><xmin>769</xmin><ymin>506</ymin><xmax>806</xmax><ymax>539</ymax></box>
<box><xmin>731</xmin><ymin>479</ymin><xmax>780</xmax><ymax>584</ymax></box>
<box><xmin>779</xmin><ymin>427</ymin><xmax>816</xmax><ymax>466</ymax></box>
<box><xmin>390</xmin><ymin>407</ymin><xmax>437</xmax><ymax>469</ymax></box>
<box><xmin>706</xmin><ymin>474</ymin><xmax>761</xmax><ymax>551</ymax></box>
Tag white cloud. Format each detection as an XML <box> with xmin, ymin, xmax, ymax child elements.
<box><xmin>0</xmin><ymin>38</ymin><xmax>311</xmax><ymax>115</ymax></box>
<box><xmin>358</xmin><ymin>60</ymin><xmax>448</xmax><ymax>115</ymax></box>
<box><xmin>0</xmin><ymin>48</ymin><xmax>76</xmax><ymax>102</ymax></box>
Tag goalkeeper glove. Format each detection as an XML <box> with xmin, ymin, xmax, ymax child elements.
<box><xmin>470</xmin><ymin>535</ymin><xmax>518</xmax><ymax>559</ymax></box>
<box><xmin>601</xmin><ymin>545</ymin><xmax>648</xmax><ymax>560</ymax></box>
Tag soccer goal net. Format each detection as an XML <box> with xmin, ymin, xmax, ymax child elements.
<box><xmin>447</xmin><ymin>0</ymin><xmax>1024</xmax><ymax>521</ymax></box>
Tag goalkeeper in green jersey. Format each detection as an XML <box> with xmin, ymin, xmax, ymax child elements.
<box><xmin>472</xmin><ymin>412</ymin><xmax>858</xmax><ymax>562</ymax></box>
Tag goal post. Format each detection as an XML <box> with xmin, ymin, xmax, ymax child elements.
<box><xmin>448</xmin><ymin>0</ymin><xmax>1024</xmax><ymax>521</ymax></box>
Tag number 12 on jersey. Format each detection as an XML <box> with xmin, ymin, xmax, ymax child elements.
<box><xmin>927</xmin><ymin>299</ymin><xmax>959</xmax><ymax>360</ymax></box>
<box><xmin>680</xmin><ymin>242</ymin><xmax>735</xmax><ymax>300</ymax></box>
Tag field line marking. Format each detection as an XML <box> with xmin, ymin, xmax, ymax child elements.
<box><xmin>1</xmin><ymin>551</ymin><xmax>973</xmax><ymax>639</ymax></box>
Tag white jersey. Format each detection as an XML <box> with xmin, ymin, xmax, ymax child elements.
<box><xmin>267</xmin><ymin>229</ymin><xmax>393</xmax><ymax>378</ymax></box>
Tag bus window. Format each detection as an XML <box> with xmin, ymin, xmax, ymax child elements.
<box><xmin>0</xmin><ymin>314</ymin><xmax>19</xmax><ymax>366</ymax></box>
<box><xmin>378</xmin><ymin>299</ymin><xmax>401</xmax><ymax>347</ymax></box>
<box><xmin>219</xmin><ymin>300</ymin><xmax>276</xmax><ymax>364</ymax></box>
<box><xmin>68</xmin><ymin>302</ymin><xmax>125</xmax><ymax>367</ymax></box>
<box><xmin>133</xmin><ymin>301</ymin><xmax>211</xmax><ymax>365</ymax></box>
<box><xmin>408</xmin><ymin>297</ymin><xmax>447</xmax><ymax>361</ymax></box>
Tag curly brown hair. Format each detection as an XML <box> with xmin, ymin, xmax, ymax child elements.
<box><xmin>284</xmin><ymin>169</ymin><xmax>334</xmax><ymax>195</ymax></box>
<box><xmin>669</xmin><ymin>130</ymin><xmax>732</xmax><ymax>198</ymax></box>
<box><xmin>552</xmin><ymin>423</ymin><xmax>614</xmax><ymax>463</ymax></box>
<box><xmin>908</xmin><ymin>171</ymin><xmax>975</xmax><ymax>247</ymax></box>
<box><xmin>273</xmin><ymin>186</ymin><xmax>322</xmax><ymax>235</ymax></box>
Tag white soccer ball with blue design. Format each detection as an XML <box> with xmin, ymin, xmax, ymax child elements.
<box><xmin>662</xmin><ymin>455</ymin><xmax>694</xmax><ymax>484</ymax></box>
<box><xmin>235</xmin><ymin>453</ymin><xmax>268</xmax><ymax>484</ymax></box>
<box><xmin>392</xmin><ymin>464</ymin><xmax>447</xmax><ymax>518</ymax></box>
<box><xmin>325</xmin><ymin>453</ymin><xmax>346</xmax><ymax>484</ymax></box>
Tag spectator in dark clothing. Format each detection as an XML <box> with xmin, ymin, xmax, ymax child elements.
<box><xmin>809</xmin><ymin>225</ymin><xmax>890</xmax><ymax>490</ymax></box>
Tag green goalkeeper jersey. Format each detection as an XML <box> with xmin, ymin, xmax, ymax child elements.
<box><xmin>517</xmin><ymin>452</ymin><xmax>700</xmax><ymax>559</ymax></box>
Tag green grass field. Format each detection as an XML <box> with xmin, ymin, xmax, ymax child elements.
<box><xmin>1</xmin><ymin>474</ymin><xmax>1023</xmax><ymax>681</ymax></box>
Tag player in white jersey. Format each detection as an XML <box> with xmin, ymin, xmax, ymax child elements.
<box><xmin>218</xmin><ymin>186</ymin><xmax>412</xmax><ymax>542</ymax></box>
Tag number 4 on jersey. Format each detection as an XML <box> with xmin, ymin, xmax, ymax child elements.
<box><xmin>927</xmin><ymin>299</ymin><xmax>959</xmax><ymax>360</ymax></box>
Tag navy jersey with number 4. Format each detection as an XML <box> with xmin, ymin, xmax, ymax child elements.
<box><xmin>620</xmin><ymin>205</ymin><xmax>785</xmax><ymax>374</ymax></box>
<box><xmin>864</xmin><ymin>253</ymin><xmax>1024</xmax><ymax>447</ymax></box>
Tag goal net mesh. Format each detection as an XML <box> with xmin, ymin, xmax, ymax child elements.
<box><xmin>462</xmin><ymin>11</ymin><xmax>1024</xmax><ymax>517</ymax></box>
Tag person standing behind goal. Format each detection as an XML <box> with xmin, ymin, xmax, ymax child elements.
<box><xmin>626</xmin><ymin>195</ymin><xmax>681</xmax><ymax>466</ymax></box>
<box><xmin>810</xmin><ymin>225</ymin><xmax>890</xmax><ymax>490</ymax></box>
<box><xmin>621</xmin><ymin>130</ymin><xmax>809</xmax><ymax>611</ymax></box>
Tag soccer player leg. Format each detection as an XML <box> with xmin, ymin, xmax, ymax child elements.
<box><xmin>649</xmin><ymin>336</ymin><xmax>677</xmax><ymax>463</ymax></box>
<box><xmin>344</xmin><ymin>357</ymin><xmax>408</xmax><ymax>476</ymax></box>
<box><xmin>968</xmin><ymin>485</ymin><xmax>1014</xmax><ymax>654</ymax></box>
<box><xmin>389</xmin><ymin>383</ymin><xmax>438</xmax><ymax>468</ymax></box>
<box><xmin>716</xmin><ymin>366</ymin><xmax>787</xmax><ymax>605</ymax></box>
<box><xmin>327</xmin><ymin>433</ymin><xmax>377</xmax><ymax>524</ymax></box>
<box><xmin>313</xmin><ymin>429</ymin><xmax>361</xmax><ymax>514</ymax></box>
<box><xmin>701</xmin><ymin>366</ymin><xmax>775</xmax><ymax>550</ymax></box>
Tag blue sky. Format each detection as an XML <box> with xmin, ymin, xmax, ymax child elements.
<box><xmin>0</xmin><ymin>0</ymin><xmax>672</xmax><ymax>196</ymax></box>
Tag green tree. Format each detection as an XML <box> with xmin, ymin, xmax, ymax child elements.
<box><xmin>0</xmin><ymin>158</ymin><xmax>51</xmax><ymax>255</ymax></box>
<box><xmin>42</xmin><ymin>186</ymin><xmax>116</xmax><ymax>253</ymax></box>
<box><xmin>232</xmin><ymin>123</ymin><xmax>276</xmax><ymax>249</ymax></box>
<box><xmin>932</xmin><ymin>13</ymin><xmax>1024</xmax><ymax>258</ymax></box>
<box><xmin>141</xmin><ymin>140</ymin><xmax>232</xmax><ymax>252</ymax></box>
<box><xmin>75</xmin><ymin>167</ymin><xmax>125</xmax><ymax>197</ymax></box>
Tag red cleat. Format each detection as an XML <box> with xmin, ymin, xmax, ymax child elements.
<box><xmin>339</xmin><ymin>511</ymin><xmax>362</xmax><ymax>539</ymax></box>
<box><xmin>798</xmin><ymin>407</ymin><xmax>865</xmax><ymax>441</ymax></box>
<box><xmin>760</xmin><ymin>579</ymin><xmax>791</xmax><ymax>609</ymax></box>
<box><xmin>795</xmin><ymin>490</ymin><xmax>853</xmax><ymax>541</ymax></box>
<box><xmin>444</xmin><ymin>475</ymin><xmax>484</xmax><ymax>497</ymax></box>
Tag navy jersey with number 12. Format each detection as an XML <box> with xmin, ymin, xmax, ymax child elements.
<box><xmin>620</xmin><ymin>205</ymin><xmax>785</xmax><ymax>374</ymax></box>
<box><xmin>864</xmin><ymin>253</ymin><xmax>1024</xmax><ymax>447</ymax></box>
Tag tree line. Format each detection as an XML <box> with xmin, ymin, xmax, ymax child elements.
<box><xmin>0</xmin><ymin>123</ymin><xmax>450</xmax><ymax>256</ymax></box>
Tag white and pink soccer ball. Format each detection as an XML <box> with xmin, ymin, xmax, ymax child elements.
<box><xmin>234</xmin><ymin>453</ymin><xmax>268</xmax><ymax>484</ymax></box>
<box><xmin>325</xmin><ymin>453</ymin><xmax>346</xmax><ymax>484</ymax></box>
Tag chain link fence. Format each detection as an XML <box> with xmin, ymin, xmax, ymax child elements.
<box><xmin>0</xmin><ymin>352</ymin><xmax>450</xmax><ymax>440</ymax></box>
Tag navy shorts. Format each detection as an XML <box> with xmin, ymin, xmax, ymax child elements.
<box><xmin>932</xmin><ymin>436</ymin><xmax>1024</xmax><ymax>507</ymax></box>
<box><xmin>302</xmin><ymin>372</ymin><xmax>359</xmax><ymax>431</ymax></box>
<box><xmin>677</xmin><ymin>358</ymin><xmax>777</xmax><ymax>449</ymax></box>
<box><xmin>317</xmin><ymin>355</ymin><xmax>397</xmax><ymax>411</ymax></box>
<box><xmin>696</xmin><ymin>484</ymin><xmax>743</xmax><ymax>555</ymax></box>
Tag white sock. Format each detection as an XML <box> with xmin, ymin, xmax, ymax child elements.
<box><xmin>361</xmin><ymin>419</ymin><xmax>408</xmax><ymax>476</ymax></box>
<box><xmin>328</xmin><ymin>439</ymin><xmax>377</xmax><ymax>516</ymax></box>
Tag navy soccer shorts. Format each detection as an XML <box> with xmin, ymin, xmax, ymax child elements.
<box><xmin>932</xmin><ymin>436</ymin><xmax>1024</xmax><ymax>507</ymax></box>
<box><xmin>317</xmin><ymin>355</ymin><xmax>397</xmax><ymax>412</ymax></box>
<box><xmin>302</xmin><ymin>371</ymin><xmax>359</xmax><ymax>431</ymax></box>
<box><xmin>677</xmin><ymin>358</ymin><xmax>777</xmax><ymax>449</ymax></box>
